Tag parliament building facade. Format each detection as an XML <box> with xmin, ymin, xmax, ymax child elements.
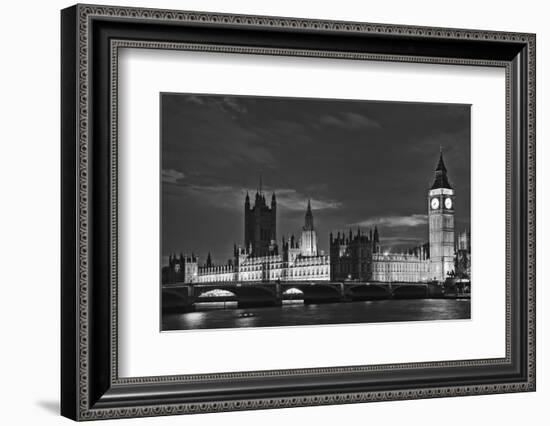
<box><xmin>163</xmin><ymin>152</ymin><xmax>470</xmax><ymax>285</ymax></box>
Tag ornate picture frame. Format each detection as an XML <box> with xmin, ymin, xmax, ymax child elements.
<box><xmin>61</xmin><ymin>4</ymin><xmax>535</xmax><ymax>420</ymax></box>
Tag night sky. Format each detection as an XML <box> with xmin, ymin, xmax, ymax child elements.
<box><xmin>161</xmin><ymin>93</ymin><xmax>470</xmax><ymax>266</ymax></box>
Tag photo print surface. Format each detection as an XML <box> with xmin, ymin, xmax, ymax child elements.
<box><xmin>160</xmin><ymin>93</ymin><xmax>471</xmax><ymax>331</ymax></box>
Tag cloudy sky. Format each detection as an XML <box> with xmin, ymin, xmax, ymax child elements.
<box><xmin>161</xmin><ymin>93</ymin><xmax>470</xmax><ymax>265</ymax></box>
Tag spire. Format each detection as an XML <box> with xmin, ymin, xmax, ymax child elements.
<box><xmin>245</xmin><ymin>191</ymin><xmax>250</xmax><ymax>206</ymax></box>
<box><xmin>431</xmin><ymin>149</ymin><xmax>452</xmax><ymax>189</ymax></box>
<box><xmin>303</xmin><ymin>199</ymin><xmax>314</xmax><ymax>231</ymax></box>
<box><xmin>436</xmin><ymin>147</ymin><xmax>447</xmax><ymax>173</ymax></box>
<box><xmin>259</xmin><ymin>174</ymin><xmax>263</xmax><ymax>195</ymax></box>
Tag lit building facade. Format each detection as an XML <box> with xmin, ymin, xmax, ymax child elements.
<box><xmin>371</xmin><ymin>245</ymin><xmax>430</xmax><ymax>282</ymax></box>
<box><xmin>329</xmin><ymin>227</ymin><xmax>431</xmax><ymax>283</ymax></box>
<box><xmin>163</xmin><ymin>152</ymin><xmax>470</xmax><ymax>285</ymax></box>
<box><xmin>163</xmin><ymin>188</ymin><xmax>330</xmax><ymax>284</ymax></box>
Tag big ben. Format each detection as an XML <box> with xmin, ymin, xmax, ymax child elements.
<box><xmin>428</xmin><ymin>150</ymin><xmax>455</xmax><ymax>282</ymax></box>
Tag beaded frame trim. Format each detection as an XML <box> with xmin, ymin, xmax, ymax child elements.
<box><xmin>73</xmin><ymin>4</ymin><xmax>535</xmax><ymax>420</ymax></box>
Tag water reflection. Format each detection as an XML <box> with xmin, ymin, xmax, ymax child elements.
<box><xmin>162</xmin><ymin>299</ymin><xmax>471</xmax><ymax>331</ymax></box>
<box><xmin>180</xmin><ymin>311</ymin><xmax>206</xmax><ymax>328</ymax></box>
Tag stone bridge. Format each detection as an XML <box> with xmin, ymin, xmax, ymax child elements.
<box><xmin>162</xmin><ymin>281</ymin><xmax>444</xmax><ymax>313</ymax></box>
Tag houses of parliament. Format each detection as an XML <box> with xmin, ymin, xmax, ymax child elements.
<box><xmin>163</xmin><ymin>151</ymin><xmax>471</xmax><ymax>285</ymax></box>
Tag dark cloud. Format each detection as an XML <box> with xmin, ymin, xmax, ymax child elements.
<box><xmin>320</xmin><ymin>112</ymin><xmax>381</xmax><ymax>129</ymax></box>
<box><xmin>352</xmin><ymin>214</ymin><xmax>428</xmax><ymax>228</ymax></box>
<box><xmin>162</xmin><ymin>168</ymin><xmax>185</xmax><ymax>183</ymax></box>
<box><xmin>162</xmin><ymin>179</ymin><xmax>341</xmax><ymax>213</ymax></box>
<box><xmin>162</xmin><ymin>94</ymin><xmax>470</xmax><ymax>263</ymax></box>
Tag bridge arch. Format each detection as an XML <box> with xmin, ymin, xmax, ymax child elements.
<box><xmin>392</xmin><ymin>284</ymin><xmax>429</xmax><ymax>299</ymax></box>
<box><xmin>348</xmin><ymin>284</ymin><xmax>390</xmax><ymax>300</ymax></box>
<box><xmin>197</xmin><ymin>285</ymin><xmax>280</xmax><ymax>308</ymax></box>
<box><xmin>283</xmin><ymin>287</ymin><xmax>305</xmax><ymax>297</ymax></box>
<box><xmin>196</xmin><ymin>289</ymin><xmax>237</xmax><ymax>299</ymax></box>
<box><xmin>283</xmin><ymin>287</ymin><xmax>304</xmax><ymax>294</ymax></box>
<box><xmin>284</xmin><ymin>283</ymin><xmax>342</xmax><ymax>304</ymax></box>
<box><xmin>162</xmin><ymin>286</ymin><xmax>193</xmax><ymax>313</ymax></box>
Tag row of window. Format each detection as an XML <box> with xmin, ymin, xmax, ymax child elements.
<box><xmin>373</xmin><ymin>263</ymin><xmax>429</xmax><ymax>272</ymax></box>
<box><xmin>241</xmin><ymin>268</ymin><xmax>330</xmax><ymax>279</ymax></box>
<box><xmin>196</xmin><ymin>267</ymin><xmax>332</xmax><ymax>283</ymax></box>
<box><xmin>197</xmin><ymin>274</ymin><xmax>235</xmax><ymax>283</ymax></box>
<box><xmin>372</xmin><ymin>274</ymin><xmax>427</xmax><ymax>282</ymax></box>
<box><xmin>239</xmin><ymin>260</ymin><xmax>329</xmax><ymax>271</ymax></box>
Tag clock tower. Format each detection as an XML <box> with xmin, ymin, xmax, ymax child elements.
<box><xmin>428</xmin><ymin>150</ymin><xmax>455</xmax><ymax>282</ymax></box>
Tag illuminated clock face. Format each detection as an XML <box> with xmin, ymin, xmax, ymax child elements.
<box><xmin>431</xmin><ymin>197</ymin><xmax>439</xmax><ymax>210</ymax></box>
<box><xmin>445</xmin><ymin>197</ymin><xmax>453</xmax><ymax>209</ymax></box>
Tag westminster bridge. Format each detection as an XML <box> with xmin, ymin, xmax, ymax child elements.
<box><xmin>162</xmin><ymin>281</ymin><xmax>447</xmax><ymax>313</ymax></box>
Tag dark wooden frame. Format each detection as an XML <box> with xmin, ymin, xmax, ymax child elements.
<box><xmin>61</xmin><ymin>4</ymin><xmax>536</xmax><ymax>421</ymax></box>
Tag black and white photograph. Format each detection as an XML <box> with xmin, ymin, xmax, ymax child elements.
<box><xmin>53</xmin><ymin>2</ymin><xmax>537</xmax><ymax>421</ymax></box>
<box><xmin>160</xmin><ymin>93</ymin><xmax>471</xmax><ymax>331</ymax></box>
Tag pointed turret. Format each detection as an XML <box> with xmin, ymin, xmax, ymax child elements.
<box><xmin>372</xmin><ymin>225</ymin><xmax>381</xmax><ymax>253</ymax></box>
<box><xmin>431</xmin><ymin>149</ymin><xmax>452</xmax><ymax>189</ymax></box>
<box><xmin>303</xmin><ymin>199</ymin><xmax>314</xmax><ymax>231</ymax></box>
<box><xmin>255</xmin><ymin>175</ymin><xmax>262</xmax><ymax>202</ymax></box>
<box><xmin>299</xmin><ymin>199</ymin><xmax>318</xmax><ymax>256</ymax></box>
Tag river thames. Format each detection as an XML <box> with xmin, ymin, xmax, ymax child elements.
<box><xmin>162</xmin><ymin>298</ymin><xmax>470</xmax><ymax>331</ymax></box>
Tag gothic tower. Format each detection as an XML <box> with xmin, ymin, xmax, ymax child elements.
<box><xmin>428</xmin><ymin>150</ymin><xmax>455</xmax><ymax>281</ymax></box>
<box><xmin>300</xmin><ymin>199</ymin><xmax>318</xmax><ymax>256</ymax></box>
<box><xmin>244</xmin><ymin>178</ymin><xmax>277</xmax><ymax>257</ymax></box>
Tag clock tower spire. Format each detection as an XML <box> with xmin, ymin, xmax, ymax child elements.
<box><xmin>431</xmin><ymin>148</ymin><xmax>452</xmax><ymax>190</ymax></box>
<box><xmin>428</xmin><ymin>149</ymin><xmax>455</xmax><ymax>282</ymax></box>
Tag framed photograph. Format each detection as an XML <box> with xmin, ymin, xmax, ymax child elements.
<box><xmin>61</xmin><ymin>4</ymin><xmax>536</xmax><ymax>421</ymax></box>
<box><xmin>160</xmin><ymin>93</ymin><xmax>472</xmax><ymax>331</ymax></box>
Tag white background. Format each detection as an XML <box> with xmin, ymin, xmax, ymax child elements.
<box><xmin>0</xmin><ymin>0</ymin><xmax>547</xmax><ymax>425</ymax></box>
<box><xmin>119</xmin><ymin>50</ymin><xmax>505</xmax><ymax>377</ymax></box>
